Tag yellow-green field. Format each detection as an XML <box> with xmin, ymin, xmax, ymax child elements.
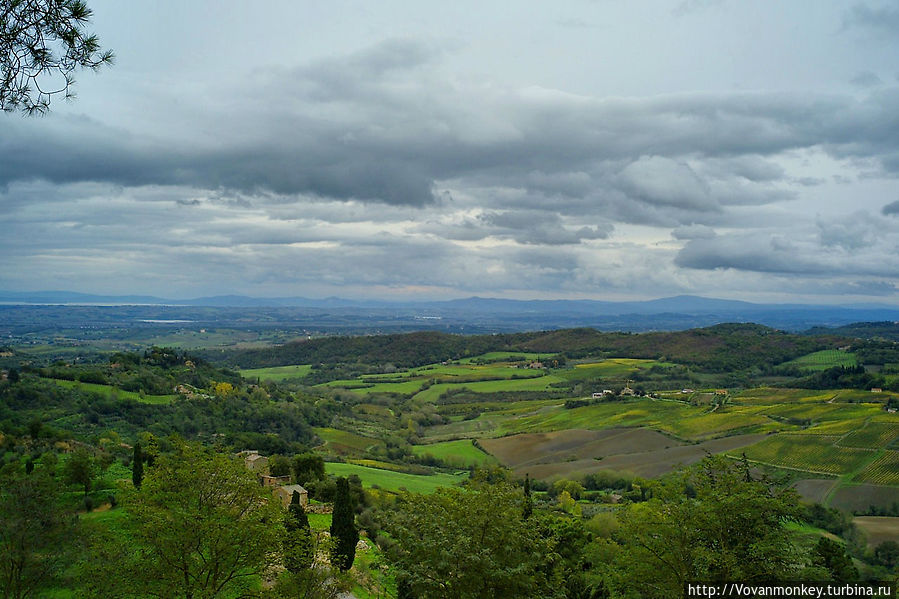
<box><xmin>491</xmin><ymin>399</ymin><xmax>787</xmax><ymax>441</ymax></box>
<box><xmin>325</xmin><ymin>462</ymin><xmax>468</xmax><ymax>493</ymax></box>
<box><xmin>314</xmin><ymin>428</ymin><xmax>385</xmax><ymax>455</ymax></box>
<box><xmin>411</xmin><ymin>439</ymin><xmax>498</xmax><ymax>468</ymax></box>
<box><xmin>239</xmin><ymin>364</ymin><xmax>312</xmax><ymax>381</ymax></box>
<box><xmin>557</xmin><ymin>358</ymin><xmax>675</xmax><ymax>381</ymax></box>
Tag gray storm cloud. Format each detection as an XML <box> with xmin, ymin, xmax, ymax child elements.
<box><xmin>3</xmin><ymin>2</ymin><xmax>899</xmax><ymax>302</ymax></box>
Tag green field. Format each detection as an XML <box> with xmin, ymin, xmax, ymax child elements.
<box><xmin>411</xmin><ymin>374</ymin><xmax>564</xmax><ymax>404</ymax></box>
<box><xmin>239</xmin><ymin>364</ymin><xmax>312</xmax><ymax>381</ymax></box>
<box><xmin>411</xmin><ymin>439</ymin><xmax>498</xmax><ymax>468</ymax></box>
<box><xmin>489</xmin><ymin>398</ymin><xmax>785</xmax><ymax>441</ymax></box>
<box><xmin>325</xmin><ymin>462</ymin><xmax>468</xmax><ymax>493</ymax></box>
<box><xmin>781</xmin><ymin>349</ymin><xmax>857</xmax><ymax>371</ymax></box>
<box><xmin>319</xmin><ymin>360</ymin><xmax>550</xmax><ymax>400</ymax></box>
<box><xmin>44</xmin><ymin>378</ymin><xmax>177</xmax><ymax>404</ymax></box>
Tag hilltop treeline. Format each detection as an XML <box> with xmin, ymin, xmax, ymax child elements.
<box><xmin>215</xmin><ymin>324</ymin><xmax>846</xmax><ymax>374</ymax></box>
<box><xmin>33</xmin><ymin>347</ymin><xmax>241</xmax><ymax>395</ymax></box>
<box><xmin>805</xmin><ymin>321</ymin><xmax>899</xmax><ymax>342</ymax></box>
<box><xmin>207</xmin><ymin>331</ymin><xmax>515</xmax><ymax>370</ymax></box>
<box><xmin>0</xmin><ymin>348</ymin><xmax>345</xmax><ymax>449</ymax></box>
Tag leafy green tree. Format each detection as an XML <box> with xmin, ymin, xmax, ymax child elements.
<box><xmin>131</xmin><ymin>442</ymin><xmax>143</xmax><ymax>489</ymax></box>
<box><xmin>269</xmin><ymin>454</ymin><xmax>292</xmax><ymax>478</ymax></box>
<box><xmin>608</xmin><ymin>456</ymin><xmax>802</xmax><ymax>598</ymax></box>
<box><xmin>329</xmin><ymin>477</ymin><xmax>358</xmax><ymax>571</ymax></box>
<box><xmin>121</xmin><ymin>441</ymin><xmax>282</xmax><ymax>598</ymax></box>
<box><xmin>873</xmin><ymin>540</ymin><xmax>899</xmax><ymax>569</ymax></box>
<box><xmin>814</xmin><ymin>537</ymin><xmax>858</xmax><ymax>582</ymax></box>
<box><xmin>1</xmin><ymin>0</ymin><xmax>114</xmax><ymax>114</ymax></box>
<box><xmin>0</xmin><ymin>469</ymin><xmax>74</xmax><ymax>599</ymax></box>
<box><xmin>381</xmin><ymin>481</ymin><xmax>556</xmax><ymax>598</ymax></box>
<box><xmin>270</xmin><ymin>566</ymin><xmax>352</xmax><ymax>599</ymax></box>
<box><xmin>292</xmin><ymin>452</ymin><xmax>325</xmax><ymax>485</ymax></box>
<box><xmin>63</xmin><ymin>447</ymin><xmax>95</xmax><ymax>496</ymax></box>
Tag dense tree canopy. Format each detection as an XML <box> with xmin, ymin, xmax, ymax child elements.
<box><xmin>382</xmin><ymin>481</ymin><xmax>558</xmax><ymax>598</ymax></box>
<box><xmin>605</xmin><ymin>456</ymin><xmax>802</xmax><ymax>598</ymax></box>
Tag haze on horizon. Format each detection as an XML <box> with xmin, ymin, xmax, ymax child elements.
<box><xmin>2</xmin><ymin>0</ymin><xmax>899</xmax><ymax>305</ymax></box>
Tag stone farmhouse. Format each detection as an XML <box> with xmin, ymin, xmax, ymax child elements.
<box><xmin>239</xmin><ymin>450</ymin><xmax>308</xmax><ymax>508</ymax></box>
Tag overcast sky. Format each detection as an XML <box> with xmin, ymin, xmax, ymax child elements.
<box><xmin>3</xmin><ymin>0</ymin><xmax>899</xmax><ymax>303</ymax></box>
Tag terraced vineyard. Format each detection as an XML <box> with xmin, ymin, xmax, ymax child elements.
<box><xmin>854</xmin><ymin>451</ymin><xmax>899</xmax><ymax>485</ymax></box>
<box><xmin>780</xmin><ymin>349</ymin><xmax>857</xmax><ymax>371</ymax></box>
<box><xmin>839</xmin><ymin>423</ymin><xmax>899</xmax><ymax>449</ymax></box>
<box><xmin>733</xmin><ymin>435</ymin><xmax>873</xmax><ymax>475</ymax></box>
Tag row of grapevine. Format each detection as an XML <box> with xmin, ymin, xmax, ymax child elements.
<box><xmin>853</xmin><ymin>451</ymin><xmax>899</xmax><ymax>486</ymax></box>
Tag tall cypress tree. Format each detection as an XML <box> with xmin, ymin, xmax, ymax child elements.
<box><xmin>288</xmin><ymin>491</ymin><xmax>310</xmax><ymax>529</ymax></box>
<box><xmin>284</xmin><ymin>491</ymin><xmax>313</xmax><ymax>571</ymax></box>
<box><xmin>523</xmin><ymin>473</ymin><xmax>533</xmax><ymax>520</ymax></box>
<box><xmin>329</xmin><ymin>477</ymin><xmax>358</xmax><ymax>571</ymax></box>
<box><xmin>132</xmin><ymin>442</ymin><xmax>144</xmax><ymax>489</ymax></box>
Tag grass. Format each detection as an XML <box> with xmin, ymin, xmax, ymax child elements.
<box><xmin>307</xmin><ymin>512</ymin><xmax>332</xmax><ymax>530</ymax></box>
<box><xmin>44</xmin><ymin>378</ymin><xmax>177</xmax><ymax>404</ymax></box>
<box><xmin>325</xmin><ymin>462</ymin><xmax>468</xmax><ymax>494</ymax></box>
<box><xmin>411</xmin><ymin>439</ymin><xmax>498</xmax><ymax>468</ymax></box>
<box><xmin>238</xmin><ymin>364</ymin><xmax>312</xmax><ymax>381</ymax></box>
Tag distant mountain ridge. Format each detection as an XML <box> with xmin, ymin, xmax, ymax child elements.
<box><xmin>2</xmin><ymin>290</ymin><xmax>899</xmax><ymax>333</ymax></box>
<box><xmin>3</xmin><ymin>290</ymin><xmax>898</xmax><ymax>312</ymax></box>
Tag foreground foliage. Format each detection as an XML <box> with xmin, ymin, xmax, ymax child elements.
<box><xmin>84</xmin><ymin>442</ymin><xmax>282</xmax><ymax>599</ymax></box>
<box><xmin>603</xmin><ymin>457</ymin><xmax>803</xmax><ymax>598</ymax></box>
<box><xmin>0</xmin><ymin>469</ymin><xmax>73</xmax><ymax>599</ymax></box>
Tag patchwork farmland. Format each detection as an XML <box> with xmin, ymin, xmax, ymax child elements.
<box><xmin>209</xmin><ymin>349</ymin><xmax>899</xmax><ymax>510</ymax></box>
